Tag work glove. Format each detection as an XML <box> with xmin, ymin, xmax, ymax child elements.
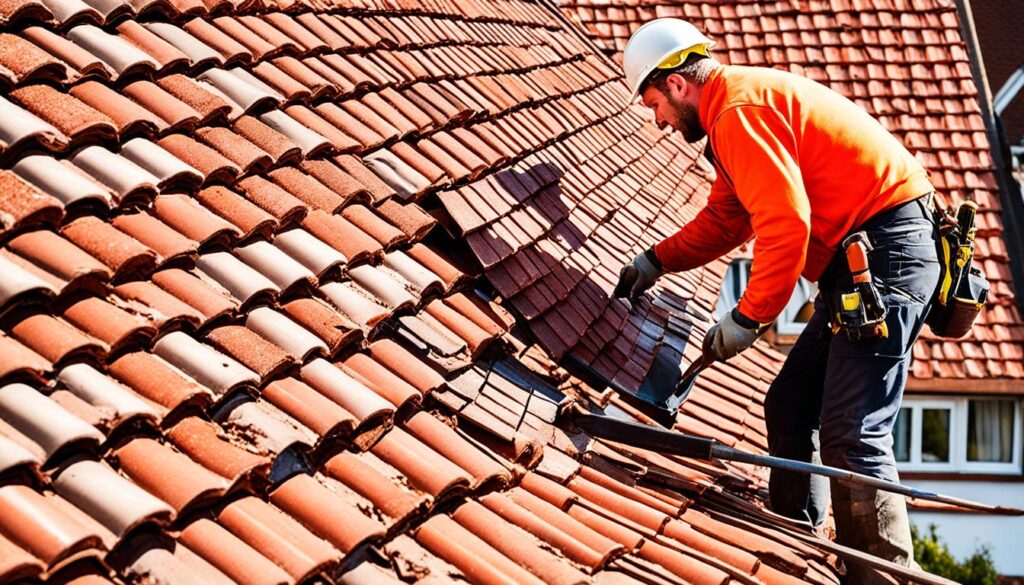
<box><xmin>703</xmin><ymin>307</ymin><xmax>769</xmax><ymax>361</ymax></box>
<box><xmin>614</xmin><ymin>248</ymin><xmax>662</xmax><ymax>301</ymax></box>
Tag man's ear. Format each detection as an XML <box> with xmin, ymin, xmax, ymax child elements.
<box><xmin>664</xmin><ymin>73</ymin><xmax>688</xmax><ymax>98</ymax></box>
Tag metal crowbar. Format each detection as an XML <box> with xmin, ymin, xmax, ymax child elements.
<box><xmin>564</xmin><ymin>404</ymin><xmax>1024</xmax><ymax>516</ymax></box>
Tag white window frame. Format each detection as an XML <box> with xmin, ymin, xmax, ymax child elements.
<box><xmin>895</xmin><ymin>396</ymin><xmax>1023</xmax><ymax>474</ymax></box>
<box><xmin>776</xmin><ymin>278</ymin><xmax>818</xmax><ymax>335</ymax></box>
<box><xmin>715</xmin><ymin>259</ymin><xmax>816</xmax><ymax>334</ymax></box>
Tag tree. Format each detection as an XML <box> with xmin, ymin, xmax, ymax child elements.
<box><xmin>911</xmin><ymin>523</ymin><xmax>999</xmax><ymax>585</ymax></box>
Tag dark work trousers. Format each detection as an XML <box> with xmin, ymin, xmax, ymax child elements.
<box><xmin>764</xmin><ymin>195</ymin><xmax>940</xmax><ymax>529</ymax></box>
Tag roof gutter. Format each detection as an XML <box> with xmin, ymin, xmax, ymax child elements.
<box><xmin>954</xmin><ymin>0</ymin><xmax>1024</xmax><ymax>316</ymax></box>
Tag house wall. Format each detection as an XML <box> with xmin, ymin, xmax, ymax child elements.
<box><xmin>904</xmin><ymin>478</ymin><xmax>1024</xmax><ymax>576</ymax></box>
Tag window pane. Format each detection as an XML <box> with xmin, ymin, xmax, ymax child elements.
<box><xmin>921</xmin><ymin>408</ymin><xmax>950</xmax><ymax>462</ymax></box>
<box><xmin>967</xmin><ymin>400</ymin><xmax>1016</xmax><ymax>462</ymax></box>
<box><xmin>893</xmin><ymin>408</ymin><xmax>912</xmax><ymax>462</ymax></box>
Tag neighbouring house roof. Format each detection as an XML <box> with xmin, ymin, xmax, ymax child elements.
<box><xmin>558</xmin><ymin>0</ymin><xmax>1024</xmax><ymax>390</ymax></box>
<box><xmin>0</xmin><ymin>0</ymin><xmax>882</xmax><ymax>584</ymax></box>
<box><xmin>970</xmin><ymin>0</ymin><xmax>1024</xmax><ymax>147</ymax></box>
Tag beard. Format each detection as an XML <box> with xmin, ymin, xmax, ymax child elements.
<box><xmin>668</xmin><ymin>98</ymin><xmax>706</xmax><ymax>143</ymax></box>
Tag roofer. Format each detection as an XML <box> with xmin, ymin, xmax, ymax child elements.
<box><xmin>616</xmin><ymin>18</ymin><xmax>940</xmax><ymax>581</ymax></box>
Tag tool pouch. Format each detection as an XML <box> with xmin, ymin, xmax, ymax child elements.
<box><xmin>832</xmin><ymin>287</ymin><xmax>889</xmax><ymax>341</ymax></box>
<box><xmin>926</xmin><ymin>201</ymin><xmax>989</xmax><ymax>339</ymax></box>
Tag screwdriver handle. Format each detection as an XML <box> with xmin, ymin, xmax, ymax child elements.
<box><xmin>846</xmin><ymin>241</ymin><xmax>871</xmax><ymax>283</ymax></box>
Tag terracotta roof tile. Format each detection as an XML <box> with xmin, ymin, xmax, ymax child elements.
<box><xmin>113</xmin><ymin>437</ymin><xmax>227</xmax><ymax>514</ymax></box>
<box><xmin>0</xmin><ymin>3</ymin><xmax>874</xmax><ymax>582</ymax></box>
<box><xmin>178</xmin><ymin>517</ymin><xmax>291</xmax><ymax>585</ymax></box>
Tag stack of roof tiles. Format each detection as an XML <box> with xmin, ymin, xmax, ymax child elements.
<box><xmin>0</xmin><ymin>0</ymin><xmax>866</xmax><ymax>583</ymax></box>
<box><xmin>557</xmin><ymin>0</ymin><xmax>1024</xmax><ymax>384</ymax></box>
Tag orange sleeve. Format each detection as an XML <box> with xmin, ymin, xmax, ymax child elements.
<box><xmin>713</xmin><ymin>106</ymin><xmax>811</xmax><ymax>324</ymax></box>
<box><xmin>653</xmin><ymin>175</ymin><xmax>753</xmax><ymax>273</ymax></box>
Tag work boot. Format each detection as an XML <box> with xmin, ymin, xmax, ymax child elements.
<box><xmin>831</xmin><ymin>480</ymin><xmax>916</xmax><ymax>584</ymax></box>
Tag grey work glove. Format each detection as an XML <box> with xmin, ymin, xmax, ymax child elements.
<box><xmin>703</xmin><ymin>307</ymin><xmax>769</xmax><ymax>361</ymax></box>
<box><xmin>614</xmin><ymin>248</ymin><xmax>663</xmax><ymax>301</ymax></box>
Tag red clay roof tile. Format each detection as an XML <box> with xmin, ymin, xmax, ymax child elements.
<box><xmin>107</xmin><ymin>351</ymin><xmax>212</xmax><ymax>411</ymax></box>
<box><xmin>178</xmin><ymin>518</ymin><xmax>290</xmax><ymax>585</ymax></box>
<box><xmin>114</xmin><ymin>437</ymin><xmax>227</xmax><ymax>514</ymax></box>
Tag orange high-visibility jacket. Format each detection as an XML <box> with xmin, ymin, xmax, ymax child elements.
<box><xmin>653</xmin><ymin>65</ymin><xmax>934</xmax><ymax>324</ymax></box>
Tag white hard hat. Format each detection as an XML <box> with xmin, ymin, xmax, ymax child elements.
<box><xmin>623</xmin><ymin>18</ymin><xmax>715</xmax><ymax>101</ymax></box>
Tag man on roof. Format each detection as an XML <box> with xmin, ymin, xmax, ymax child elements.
<box><xmin>615</xmin><ymin>18</ymin><xmax>939</xmax><ymax>581</ymax></box>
